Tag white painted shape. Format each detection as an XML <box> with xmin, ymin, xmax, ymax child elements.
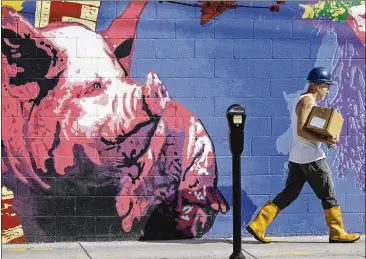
<box><xmin>198</xmin><ymin>168</ymin><xmax>209</xmax><ymax>176</ymax></box>
<box><xmin>61</xmin><ymin>110</ymin><xmax>71</xmax><ymax>140</ymax></box>
<box><xmin>187</xmin><ymin>117</ymin><xmax>196</xmax><ymax>160</ymax></box>
<box><xmin>194</xmin><ymin>191</ymin><xmax>205</xmax><ymax>201</ymax></box>
<box><xmin>194</xmin><ymin>136</ymin><xmax>213</xmax><ymax>168</ymax></box>
<box><xmin>180</xmin><ymin>215</ymin><xmax>190</xmax><ymax>221</ymax></box>
<box><xmin>156</xmin><ymin>120</ymin><xmax>165</xmax><ymax>135</ymax></box>
<box><xmin>125</xmin><ymin>89</ymin><xmax>134</xmax><ymax>119</ymax></box>
<box><xmin>183</xmin><ymin>206</ymin><xmax>193</xmax><ymax>214</ymax></box>
<box><xmin>349</xmin><ymin>5</ymin><xmax>366</xmax><ymax>32</ymax></box>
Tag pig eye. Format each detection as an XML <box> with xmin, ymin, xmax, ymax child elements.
<box><xmin>93</xmin><ymin>83</ymin><xmax>102</xmax><ymax>90</ymax></box>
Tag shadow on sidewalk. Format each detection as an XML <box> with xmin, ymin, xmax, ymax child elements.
<box><xmin>140</xmin><ymin>239</ymin><xmax>232</xmax><ymax>244</ymax></box>
<box><xmin>239</xmin><ymin>239</ymin><xmax>330</xmax><ymax>244</ymax></box>
<box><xmin>269</xmin><ymin>240</ymin><xmax>329</xmax><ymax>244</ymax></box>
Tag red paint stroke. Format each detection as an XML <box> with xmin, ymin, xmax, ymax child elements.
<box><xmin>49</xmin><ymin>1</ymin><xmax>83</xmax><ymax>21</ymax></box>
<box><xmin>160</xmin><ymin>1</ymin><xmax>283</xmax><ymax>25</ymax></box>
<box><xmin>346</xmin><ymin>14</ymin><xmax>365</xmax><ymax>46</ymax></box>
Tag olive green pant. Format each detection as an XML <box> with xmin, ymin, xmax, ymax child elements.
<box><xmin>272</xmin><ymin>158</ymin><xmax>338</xmax><ymax>210</ymax></box>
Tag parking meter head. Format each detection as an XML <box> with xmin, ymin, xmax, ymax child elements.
<box><xmin>226</xmin><ymin>104</ymin><xmax>246</xmax><ymax>131</ymax></box>
<box><xmin>226</xmin><ymin>104</ymin><xmax>246</xmax><ymax>155</ymax></box>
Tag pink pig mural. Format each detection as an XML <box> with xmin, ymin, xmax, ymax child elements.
<box><xmin>1</xmin><ymin>2</ymin><xmax>228</xmax><ymax>241</ymax></box>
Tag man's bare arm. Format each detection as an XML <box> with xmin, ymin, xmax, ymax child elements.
<box><xmin>296</xmin><ymin>96</ymin><xmax>332</xmax><ymax>144</ymax></box>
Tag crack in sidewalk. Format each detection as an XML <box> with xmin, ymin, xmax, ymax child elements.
<box><xmin>78</xmin><ymin>242</ymin><xmax>93</xmax><ymax>259</ymax></box>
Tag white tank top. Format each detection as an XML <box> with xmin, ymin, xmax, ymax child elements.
<box><xmin>289</xmin><ymin>93</ymin><xmax>325</xmax><ymax>164</ymax></box>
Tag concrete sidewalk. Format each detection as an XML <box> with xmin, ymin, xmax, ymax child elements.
<box><xmin>2</xmin><ymin>235</ymin><xmax>365</xmax><ymax>259</ymax></box>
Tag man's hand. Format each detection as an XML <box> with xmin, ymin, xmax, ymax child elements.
<box><xmin>326</xmin><ymin>135</ymin><xmax>339</xmax><ymax>148</ymax></box>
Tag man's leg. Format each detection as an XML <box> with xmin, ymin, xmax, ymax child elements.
<box><xmin>300</xmin><ymin>158</ymin><xmax>338</xmax><ymax>209</ymax></box>
<box><xmin>272</xmin><ymin>161</ymin><xmax>307</xmax><ymax>210</ymax></box>
<box><xmin>246</xmin><ymin>161</ymin><xmax>306</xmax><ymax>243</ymax></box>
<box><xmin>301</xmin><ymin>158</ymin><xmax>360</xmax><ymax>243</ymax></box>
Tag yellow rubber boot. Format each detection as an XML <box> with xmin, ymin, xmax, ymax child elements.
<box><xmin>324</xmin><ymin>206</ymin><xmax>360</xmax><ymax>243</ymax></box>
<box><xmin>246</xmin><ymin>201</ymin><xmax>280</xmax><ymax>243</ymax></box>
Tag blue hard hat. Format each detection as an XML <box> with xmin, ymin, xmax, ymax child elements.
<box><xmin>307</xmin><ymin>67</ymin><xmax>333</xmax><ymax>84</ymax></box>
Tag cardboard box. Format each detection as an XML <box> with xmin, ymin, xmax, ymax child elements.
<box><xmin>305</xmin><ymin>106</ymin><xmax>344</xmax><ymax>138</ymax></box>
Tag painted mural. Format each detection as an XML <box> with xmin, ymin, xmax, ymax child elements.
<box><xmin>1</xmin><ymin>1</ymin><xmax>230</xmax><ymax>243</ymax></box>
<box><xmin>1</xmin><ymin>1</ymin><xmax>365</xmax><ymax>243</ymax></box>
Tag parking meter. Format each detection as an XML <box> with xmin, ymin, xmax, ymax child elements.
<box><xmin>226</xmin><ymin>104</ymin><xmax>246</xmax><ymax>259</ymax></box>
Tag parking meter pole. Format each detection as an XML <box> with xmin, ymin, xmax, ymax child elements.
<box><xmin>226</xmin><ymin>104</ymin><xmax>246</xmax><ymax>259</ymax></box>
<box><xmin>232</xmin><ymin>154</ymin><xmax>243</xmax><ymax>258</ymax></box>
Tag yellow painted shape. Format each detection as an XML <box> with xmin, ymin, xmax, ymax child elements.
<box><xmin>292</xmin><ymin>251</ymin><xmax>313</xmax><ymax>255</ymax></box>
<box><xmin>300</xmin><ymin>2</ymin><xmax>326</xmax><ymax>19</ymax></box>
<box><xmin>299</xmin><ymin>4</ymin><xmax>315</xmax><ymax>19</ymax></box>
<box><xmin>7</xmin><ymin>248</ymin><xmax>27</xmax><ymax>252</ymax></box>
<box><xmin>31</xmin><ymin>248</ymin><xmax>53</xmax><ymax>251</ymax></box>
<box><xmin>1</xmin><ymin>1</ymin><xmax>25</xmax><ymax>11</ymax></box>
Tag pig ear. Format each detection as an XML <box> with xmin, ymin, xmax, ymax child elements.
<box><xmin>114</xmin><ymin>38</ymin><xmax>134</xmax><ymax>77</ymax></box>
<box><xmin>1</xmin><ymin>6</ymin><xmax>65</xmax><ymax>105</ymax></box>
<box><xmin>100</xmin><ymin>2</ymin><xmax>147</xmax><ymax>77</ymax></box>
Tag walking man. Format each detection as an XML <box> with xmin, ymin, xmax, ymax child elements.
<box><xmin>246</xmin><ymin>67</ymin><xmax>361</xmax><ymax>243</ymax></box>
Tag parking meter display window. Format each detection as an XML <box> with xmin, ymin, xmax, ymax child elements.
<box><xmin>233</xmin><ymin>115</ymin><xmax>242</xmax><ymax>124</ymax></box>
